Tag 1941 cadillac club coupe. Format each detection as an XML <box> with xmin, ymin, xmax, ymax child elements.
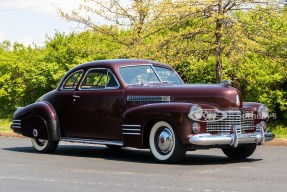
<box><xmin>11</xmin><ymin>59</ymin><xmax>275</xmax><ymax>163</ymax></box>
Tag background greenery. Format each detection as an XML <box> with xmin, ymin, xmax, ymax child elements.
<box><xmin>0</xmin><ymin>1</ymin><xmax>286</xmax><ymax>135</ymax></box>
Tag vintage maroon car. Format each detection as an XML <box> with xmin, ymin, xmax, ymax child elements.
<box><xmin>11</xmin><ymin>59</ymin><xmax>274</xmax><ymax>163</ymax></box>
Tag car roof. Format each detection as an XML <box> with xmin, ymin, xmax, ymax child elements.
<box><xmin>72</xmin><ymin>59</ymin><xmax>172</xmax><ymax>71</ymax></box>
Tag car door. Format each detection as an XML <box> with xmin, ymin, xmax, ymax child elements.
<box><xmin>53</xmin><ymin>70</ymin><xmax>85</xmax><ymax>138</ymax></box>
<box><xmin>71</xmin><ymin>68</ymin><xmax>124</xmax><ymax>140</ymax></box>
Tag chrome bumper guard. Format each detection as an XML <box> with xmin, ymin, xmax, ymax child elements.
<box><xmin>189</xmin><ymin>127</ymin><xmax>275</xmax><ymax>148</ymax></box>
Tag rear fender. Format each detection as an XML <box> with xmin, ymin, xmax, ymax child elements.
<box><xmin>12</xmin><ymin>102</ymin><xmax>60</xmax><ymax>141</ymax></box>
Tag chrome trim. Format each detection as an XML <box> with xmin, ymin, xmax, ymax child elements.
<box><xmin>78</xmin><ymin>68</ymin><xmax>120</xmax><ymax>91</ymax></box>
<box><xmin>236</xmin><ymin>94</ymin><xmax>240</xmax><ymax>107</ymax></box>
<box><xmin>188</xmin><ymin>127</ymin><xmax>274</xmax><ymax>147</ymax></box>
<box><xmin>11</xmin><ymin>126</ymin><xmax>21</xmax><ymax>129</ymax></box>
<box><xmin>61</xmin><ymin>137</ymin><xmax>123</xmax><ymax>146</ymax></box>
<box><xmin>156</xmin><ymin>127</ymin><xmax>174</xmax><ymax>154</ymax></box>
<box><xmin>150</xmin><ymin>64</ymin><xmax>163</xmax><ymax>82</ymax></box>
<box><xmin>60</xmin><ymin>70</ymin><xmax>84</xmax><ymax>91</ymax></box>
<box><xmin>127</xmin><ymin>95</ymin><xmax>170</xmax><ymax>102</ymax></box>
<box><xmin>122</xmin><ymin>124</ymin><xmax>142</xmax><ymax>136</ymax></box>
<box><xmin>33</xmin><ymin>129</ymin><xmax>38</xmax><ymax>137</ymax></box>
<box><xmin>122</xmin><ymin>124</ymin><xmax>141</xmax><ymax>128</ymax></box>
<box><xmin>118</xmin><ymin>64</ymin><xmax>184</xmax><ymax>85</ymax></box>
<box><xmin>122</xmin><ymin>129</ymin><xmax>141</xmax><ymax>132</ymax></box>
<box><xmin>265</xmin><ymin>131</ymin><xmax>275</xmax><ymax>142</ymax></box>
<box><xmin>122</xmin><ymin>133</ymin><xmax>141</xmax><ymax>135</ymax></box>
<box><xmin>11</xmin><ymin>120</ymin><xmax>22</xmax><ymax>129</ymax></box>
<box><xmin>206</xmin><ymin>111</ymin><xmax>255</xmax><ymax>133</ymax></box>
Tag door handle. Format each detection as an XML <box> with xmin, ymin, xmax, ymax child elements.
<box><xmin>73</xmin><ymin>95</ymin><xmax>80</xmax><ymax>101</ymax></box>
<box><xmin>73</xmin><ymin>95</ymin><xmax>80</xmax><ymax>99</ymax></box>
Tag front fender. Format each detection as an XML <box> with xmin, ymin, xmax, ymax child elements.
<box><xmin>243</xmin><ymin>102</ymin><xmax>263</xmax><ymax>111</ymax></box>
<box><xmin>11</xmin><ymin>102</ymin><xmax>60</xmax><ymax>141</ymax></box>
<box><xmin>122</xmin><ymin>102</ymin><xmax>195</xmax><ymax>148</ymax></box>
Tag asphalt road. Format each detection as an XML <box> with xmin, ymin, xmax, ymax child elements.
<box><xmin>0</xmin><ymin>137</ymin><xmax>286</xmax><ymax>192</ymax></box>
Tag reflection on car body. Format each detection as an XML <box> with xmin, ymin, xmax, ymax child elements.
<box><xmin>11</xmin><ymin>59</ymin><xmax>275</xmax><ymax>163</ymax></box>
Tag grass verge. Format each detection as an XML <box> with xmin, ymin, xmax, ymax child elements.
<box><xmin>0</xmin><ymin>119</ymin><xmax>11</xmax><ymax>132</ymax></box>
<box><xmin>269</xmin><ymin>120</ymin><xmax>287</xmax><ymax>139</ymax></box>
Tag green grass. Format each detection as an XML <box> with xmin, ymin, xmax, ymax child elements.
<box><xmin>0</xmin><ymin>119</ymin><xmax>11</xmax><ymax>132</ymax></box>
<box><xmin>269</xmin><ymin>121</ymin><xmax>287</xmax><ymax>139</ymax></box>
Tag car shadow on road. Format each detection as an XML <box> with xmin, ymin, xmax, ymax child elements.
<box><xmin>3</xmin><ymin>144</ymin><xmax>262</xmax><ymax>165</ymax></box>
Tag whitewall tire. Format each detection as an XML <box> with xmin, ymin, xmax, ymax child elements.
<box><xmin>31</xmin><ymin>138</ymin><xmax>59</xmax><ymax>153</ymax></box>
<box><xmin>149</xmin><ymin>121</ymin><xmax>186</xmax><ymax>163</ymax></box>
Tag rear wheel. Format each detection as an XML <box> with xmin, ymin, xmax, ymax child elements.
<box><xmin>31</xmin><ymin>138</ymin><xmax>59</xmax><ymax>153</ymax></box>
<box><xmin>222</xmin><ymin>144</ymin><xmax>257</xmax><ymax>159</ymax></box>
<box><xmin>149</xmin><ymin>121</ymin><xmax>186</xmax><ymax>163</ymax></box>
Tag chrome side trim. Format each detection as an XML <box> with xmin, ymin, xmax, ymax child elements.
<box><xmin>122</xmin><ymin>124</ymin><xmax>141</xmax><ymax>128</ymax></box>
<box><xmin>11</xmin><ymin>120</ymin><xmax>22</xmax><ymax>129</ymax></box>
<box><xmin>122</xmin><ymin>133</ymin><xmax>141</xmax><ymax>135</ymax></box>
<box><xmin>122</xmin><ymin>124</ymin><xmax>142</xmax><ymax>136</ymax></box>
<box><xmin>127</xmin><ymin>95</ymin><xmax>170</xmax><ymax>102</ymax></box>
<box><xmin>122</xmin><ymin>129</ymin><xmax>141</xmax><ymax>131</ymax></box>
<box><xmin>61</xmin><ymin>137</ymin><xmax>123</xmax><ymax>146</ymax></box>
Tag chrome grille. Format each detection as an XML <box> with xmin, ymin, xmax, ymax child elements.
<box><xmin>242</xmin><ymin>112</ymin><xmax>255</xmax><ymax>131</ymax></box>
<box><xmin>206</xmin><ymin>111</ymin><xmax>254</xmax><ymax>133</ymax></box>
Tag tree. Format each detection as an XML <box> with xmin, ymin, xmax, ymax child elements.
<box><xmin>59</xmin><ymin>0</ymin><xmax>165</xmax><ymax>58</ymax></box>
<box><xmin>59</xmin><ymin>0</ymin><xmax>286</xmax><ymax>82</ymax></box>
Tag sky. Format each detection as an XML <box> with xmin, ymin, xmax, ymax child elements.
<box><xmin>0</xmin><ymin>0</ymin><xmax>86</xmax><ymax>46</ymax></box>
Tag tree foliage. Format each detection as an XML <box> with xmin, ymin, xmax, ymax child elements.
<box><xmin>0</xmin><ymin>0</ymin><xmax>286</xmax><ymax>120</ymax></box>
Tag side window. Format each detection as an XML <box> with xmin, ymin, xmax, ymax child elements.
<box><xmin>63</xmin><ymin>71</ymin><xmax>83</xmax><ymax>90</ymax></box>
<box><xmin>80</xmin><ymin>69</ymin><xmax>119</xmax><ymax>90</ymax></box>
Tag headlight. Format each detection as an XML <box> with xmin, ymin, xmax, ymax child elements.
<box><xmin>258</xmin><ymin>104</ymin><xmax>269</xmax><ymax>119</ymax></box>
<box><xmin>188</xmin><ymin>105</ymin><xmax>203</xmax><ymax>120</ymax></box>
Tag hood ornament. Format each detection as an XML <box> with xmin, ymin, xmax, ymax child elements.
<box><xmin>220</xmin><ymin>80</ymin><xmax>232</xmax><ymax>86</ymax></box>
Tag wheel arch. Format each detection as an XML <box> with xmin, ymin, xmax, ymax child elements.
<box><xmin>12</xmin><ymin>101</ymin><xmax>60</xmax><ymax>141</ymax></box>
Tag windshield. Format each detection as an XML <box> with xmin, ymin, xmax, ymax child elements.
<box><xmin>119</xmin><ymin>65</ymin><xmax>182</xmax><ymax>85</ymax></box>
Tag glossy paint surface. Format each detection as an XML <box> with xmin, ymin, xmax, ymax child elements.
<box><xmin>13</xmin><ymin>59</ymin><xmax>256</xmax><ymax>147</ymax></box>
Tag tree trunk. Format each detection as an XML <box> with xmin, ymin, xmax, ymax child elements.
<box><xmin>215</xmin><ymin>0</ymin><xmax>223</xmax><ymax>83</ymax></box>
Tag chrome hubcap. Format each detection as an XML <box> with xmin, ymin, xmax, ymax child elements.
<box><xmin>156</xmin><ymin>128</ymin><xmax>174</xmax><ymax>154</ymax></box>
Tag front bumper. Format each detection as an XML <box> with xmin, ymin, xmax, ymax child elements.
<box><xmin>189</xmin><ymin>129</ymin><xmax>275</xmax><ymax>147</ymax></box>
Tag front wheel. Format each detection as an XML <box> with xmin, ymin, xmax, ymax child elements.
<box><xmin>149</xmin><ymin>121</ymin><xmax>186</xmax><ymax>163</ymax></box>
<box><xmin>31</xmin><ymin>138</ymin><xmax>59</xmax><ymax>153</ymax></box>
<box><xmin>222</xmin><ymin>144</ymin><xmax>257</xmax><ymax>159</ymax></box>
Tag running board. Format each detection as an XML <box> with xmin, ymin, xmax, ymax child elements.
<box><xmin>61</xmin><ymin>137</ymin><xmax>123</xmax><ymax>146</ymax></box>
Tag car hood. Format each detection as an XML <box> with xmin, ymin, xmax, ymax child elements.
<box><xmin>125</xmin><ymin>84</ymin><xmax>242</xmax><ymax>109</ymax></box>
